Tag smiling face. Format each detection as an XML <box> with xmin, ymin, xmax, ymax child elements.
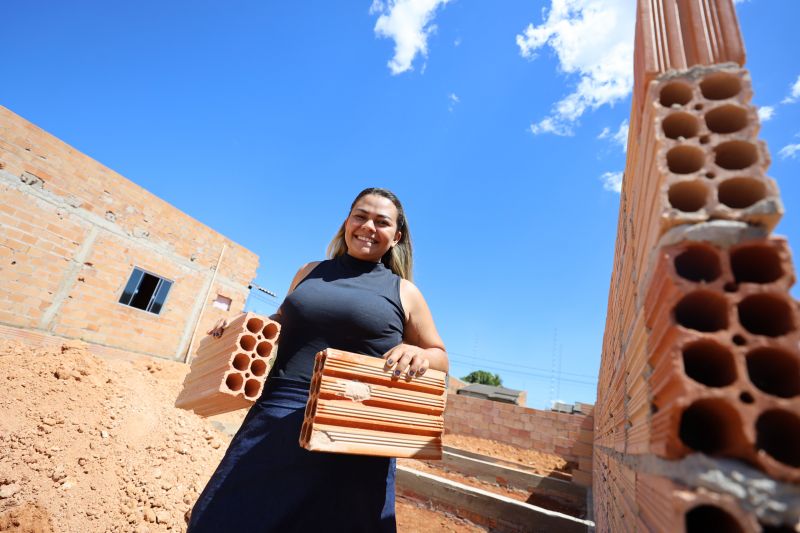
<box><xmin>344</xmin><ymin>194</ymin><xmax>402</xmax><ymax>262</ymax></box>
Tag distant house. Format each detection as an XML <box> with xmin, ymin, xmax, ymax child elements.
<box><xmin>456</xmin><ymin>383</ymin><xmax>527</xmax><ymax>406</ymax></box>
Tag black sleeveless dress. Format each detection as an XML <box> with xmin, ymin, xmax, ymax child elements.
<box><xmin>188</xmin><ymin>253</ymin><xmax>404</xmax><ymax>533</ymax></box>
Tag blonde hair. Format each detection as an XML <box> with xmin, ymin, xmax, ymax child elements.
<box><xmin>327</xmin><ymin>188</ymin><xmax>413</xmax><ymax>280</ymax></box>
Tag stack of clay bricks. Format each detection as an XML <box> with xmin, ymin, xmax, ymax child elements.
<box><xmin>175</xmin><ymin>312</ymin><xmax>280</xmax><ymax>417</ymax></box>
<box><xmin>300</xmin><ymin>348</ymin><xmax>447</xmax><ymax>459</ymax></box>
<box><xmin>594</xmin><ymin>0</ymin><xmax>800</xmax><ymax>531</ymax></box>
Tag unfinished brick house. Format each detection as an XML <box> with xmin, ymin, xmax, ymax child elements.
<box><xmin>0</xmin><ymin>106</ymin><xmax>259</xmax><ymax>360</ymax></box>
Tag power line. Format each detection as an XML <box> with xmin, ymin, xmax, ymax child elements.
<box><xmin>446</xmin><ymin>349</ymin><xmax>597</xmax><ymax>379</ymax></box>
<box><xmin>448</xmin><ymin>356</ymin><xmax>597</xmax><ymax>386</ymax></box>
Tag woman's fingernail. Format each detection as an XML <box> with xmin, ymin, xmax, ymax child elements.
<box><xmin>386</xmin><ymin>359</ymin><xmax>394</xmax><ymax>365</ymax></box>
<box><xmin>394</xmin><ymin>370</ymin><xmax>401</xmax><ymax>376</ymax></box>
<box><xmin>409</xmin><ymin>370</ymin><xmax>415</xmax><ymax>376</ymax></box>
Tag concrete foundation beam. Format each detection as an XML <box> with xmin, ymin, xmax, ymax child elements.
<box><xmin>396</xmin><ymin>465</ymin><xmax>594</xmax><ymax>533</ymax></box>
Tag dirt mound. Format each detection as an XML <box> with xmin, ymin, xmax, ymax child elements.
<box><xmin>0</xmin><ymin>340</ymin><xmax>229</xmax><ymax>532</ymax></box>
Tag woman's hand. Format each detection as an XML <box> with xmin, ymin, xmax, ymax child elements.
<box><xmin>207</xmin><ymin>318</ymin><xmax>228</xmax><ymax>338</ymax></box>
<box><xmin>383</xmin><ymin>343</ymin><xmax>430</xmax><ymax>380</ymax></box>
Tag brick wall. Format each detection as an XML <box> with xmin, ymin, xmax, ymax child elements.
<box><xmin>0</xmin><ymin>106</ymin><xmax>259</xmax><ymax>360</ymax></box>
<box><xmin>444</xmin><ymin>393</ymin><xmax>594</xmax><ymax>485</ymax></box>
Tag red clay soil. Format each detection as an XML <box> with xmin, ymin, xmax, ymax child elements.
<box><xmin>0</xmin><ymin>340</ymin><xmax>483</xmax><ymax>532</ymax></box>
<box><xmin>443</xmin><ymin>434</ymin><xmax>572</xmax><ymax>476</ymax></box>
<box><xmin>396</xmin><ymin>497</ymin><xmax>486</xmax><ymax>532</ymax></box>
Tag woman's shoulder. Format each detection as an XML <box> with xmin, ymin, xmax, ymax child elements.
<box><xmin>288</xmin><ymin>260</ymin><xmax>326</xmax><ymax>293</ymax></box>
<box><xmin>398</xmin><ymin>278</ymin><xmax>424</xmax><ymax>311</ymax></box>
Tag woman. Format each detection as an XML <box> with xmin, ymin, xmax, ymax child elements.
<box><xmin>188</xmin><ymin>188</ymin><xmax>448</xmax><ymax>532</ymax></box>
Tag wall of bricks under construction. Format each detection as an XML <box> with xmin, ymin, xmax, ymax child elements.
<box><xmin>0</xmin><ymin>106</ymin><xmax>259</xmax><ymax>360</ymax></box>
<box><xmin>444</xmin><ymin>394</ymin><xmax>594</xmax><ymax>485</ymax></box>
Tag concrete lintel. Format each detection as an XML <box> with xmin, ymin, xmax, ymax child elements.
<box><xmin>0</xmin><ymin>170</ymin><xmax>249</xmax><ymax>293</ymax></box>
<box><xmin>397</xmin><ymin>465</ymin><xmax>594</xmax><ymax>533</ymax></box>
<box><xmin>441</xmin><ymin>450</ymin><xmax>586</xmax><ymax>502</ymax></box>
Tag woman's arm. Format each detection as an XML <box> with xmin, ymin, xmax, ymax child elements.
<box><xmin>384</xmin><ymin>279</ymin><xmax>448</xmax><ymax>379</ymax></box>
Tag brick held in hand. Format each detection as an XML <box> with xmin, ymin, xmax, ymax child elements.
<box><xmin>175</xmin><ymin>312</ymin><xmax>281</xmax><ymax>417</ymax></box>
<box><xmin>300</xmin><ymin>348</ymin><xmax>447</xmax><ymax>459</ymax></box>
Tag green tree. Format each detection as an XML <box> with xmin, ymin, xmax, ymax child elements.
<box><xmin>461</xmin><ymin>370</ymin><xmax>502</xmax><ymax>387</ymax></box>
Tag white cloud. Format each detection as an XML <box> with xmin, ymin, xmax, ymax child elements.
<box><xmin>598</xmin><ymin>120</ymin><xmax>628</xmax><ymax>151</ymax></box>
<box><xmin>454</xmin><ymin>37</ymin><xmax>462</xmax><ymax>47</ymax></box>
<box><xmin>517</xmin><ymin>0</ymin><xmax>635</xmax><ymax>135</ymax></box>
<box><xmin>757</xmin><ymin>106</ymin><xmax>775</xmax><ymax>122</ymax></box>
<box><xmin>782</xmin><ymin>75</ymin><xmax>800</xmax><ymax>104</ymax></box>
<box><xmin>778</xmin><ymin>143</ymin><xmax>800</xmax><ymax>160</ymax></box>
<box><xmin>612</xmin><ymin>120</ymin><xmax>628</xmax><ymax>151</ymax></box>
<box><xmin>531</xmin><ymin>117</ymin><xmax>574</xmax><ymax>136</ymax></box>
<box><xmin>371</xmin><ymin>0</ymin><xmax>451</xmax><ymax>75</ymax></box>
<box><xmin>601</xmin><ymin>171</ymin><xmax>623</xmax><ymax>192</ymax></box>
<box><xmin>448</xmin><ymin>92</ymin><xmax>460</xmax><ymax>111</ymax></box>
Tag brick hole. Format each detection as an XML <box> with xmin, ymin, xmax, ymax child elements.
<box><xmin>225</xmin><ymin>373</ymin><xmax>244</xmax><ymax>392</ymax></box>
<box><xmin>732</xmin><ymin>334</ymin><xmax>746</xmax><ymax>346</ymax></box>
<box><xmin>705</xmin><ymin>172</ymin><xmax>715</xmax><ymax>179</ymax></box>
<box><xmin>700</xmin><ymin>72</ymin><xmax>743</xmax><ymax>100</ymax></box>
<box><xmin>262</xmin><ymin>322</ymin><xmax>279</xmax><ymax>340</ymax></box>
<box><xmin>739</xmin><ymin>392</ymin><xmax>754</xmax><ymax>404</ymax></box>
<box><xmin>756</xmin><ymin>409</ymin><xmax>800</xmax><ymax>467</ymax></box>
<box><xmin>705</xmin><ymin>105</ymin><xmax>749</xmax><ymax>134</ymax></box>
<box><xmin>694</xmin><ymin>104</ymin><xmax>704</xmax><ymax>111</ymax></box>
<box><xmin>674</xmin><ymin>291</ymin><xmax>729</xmax><ymax>332</ymax></box>
<box><xmin>724</xmin><ymin>282</ymin><xmax>739</xmax><ymax>293</ymax></box>
<box><xmin>663</xmin><ymin>112</ymin><xmax>700</xmax><ymax>139</ymax></box>
<box><xmin>256</xmin><ymin>341</ymin><xmax>273</xmax><ymax>358</ymax></box>
<box><xmin>714</xmin><ymin>141</ymin><xmax>758</xmax><ymax>170</ymax></box>
<box><xmin>674</xmin><ymin>245</ymin><xmax>721</xmax><ymax>282</ymax></box>
<box><xmin>746</xmin><ymin>348</ymin><xmax>800</xmax><ymax>398</ymax></box>
<box><xmin>700</xmin><ymin>135</ymin><xmax>710</xmax><ymax>145</ymax></box>
<box><xmin>685</xmin><ymin>505</ymin><xmax>744</xmax><ymax>533</ymax></box>
<box><xmin>682</xmin><ymin>340</ymin><xmax>736</xmax><ymax>387</ymax></box>
<box><xmin>239</xmin><ymin>334</ymin><xmax>257</xmax><ymax>351</ymax></box>
<box><xmin>244</xmin><ymin>379</ymin><xmax>261</xmax><ymax>399</ymax></box>
<box><xmin>660</xmin><ymin>82</ymin><xmax>693</xmax><ymax>107</ymax></box>
<box><xmin>717</xmin><ymin>177</ymin><xmax>767</xmax><ymax>209</ymax></box>
<box><xmin>250</xmin><ymin>359</ymin><xmax>268</xmax><ymax>377</ymax></box>
<box><xmin>730</xmin><ymin>244</ymin><xmax>783</xmax><ymax>284</ymax></box>
<box><xmin>246</xmin><ymin>317</ymin><xmax>264</xmax><ymax>334</ymax></box>
<box><xmin>232</xmin><ymin>353</ymin><xmax>250</xmax><ymax>371</ymax></box>
<box><xmin>679</xmin><ymin>399</ymin><xmax>744</xmax><ymax>454</ymax></box>
<box><xmin>667</xmin><ymin>145</ymin><xmax>706</xmax><ymax>174</ymax></box>
<box><xmin>668</xmin><ymin>181</ymin><xmax>708</xmax><ymax>212</ymax></box>
<box><xmin>738</xmin><ymin>294</ymin><xmax>795</xmax><ymax>337</ymax></box>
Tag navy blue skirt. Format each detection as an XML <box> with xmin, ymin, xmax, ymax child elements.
<box><xmin>188</xmin><ymin>377</ymin><xmax>397</xmax><ymax>533</ymax></box>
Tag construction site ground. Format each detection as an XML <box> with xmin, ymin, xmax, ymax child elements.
<box><xmin>0</xmin><ymin>340</ymin><xmax>575</xmax><ymax>532</ymax></box>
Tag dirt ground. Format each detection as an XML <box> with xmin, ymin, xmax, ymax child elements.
<box><xmin>442</xmin><ymin>434</ymin><xmax>572</xmax><ymax>477</ymax></box>
<box><xmin>0</xmin><ymin>340</ymin><xmax>568</xmax><ymax>532</ymax></box>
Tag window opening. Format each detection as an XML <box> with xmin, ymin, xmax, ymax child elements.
<box><xmin>213</xmin><ymin>294</ymin><xmax>232</xmax><ymax>311</ymax></box>
<box><xmin>119</xmin><ymin>267</ymin><xmax>173</xmax><ymax>315</ymax></box>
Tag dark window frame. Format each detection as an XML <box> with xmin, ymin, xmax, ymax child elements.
<box><xmin>118</xmin><ymin>267</ymin><xmax>174</xmax><ymax>315</ymax></box>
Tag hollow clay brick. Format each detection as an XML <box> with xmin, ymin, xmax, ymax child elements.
<box><xmin>300</xmin><ymin>348</ymin><xmax>447</xmax><ymax>459</ymax></box>
<box><xmin>637</xmin><ymin>474</ymin><xmax>759</xmax><ymax>532</ymax></box>
<box><xmin>175</xmin><ymin>312</ymin><xmax>280</xmax><ymax>417</ymax></box>
<box><xmin>633</xmin><ymin>0</ymin><xmax>746</xmax><ymax>136</ymax></box>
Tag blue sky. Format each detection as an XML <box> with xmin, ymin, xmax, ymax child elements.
<box><xmin>3</xmin><ymin>1</ymin><xmax>799</xmax><ymax>409</ymax></box>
